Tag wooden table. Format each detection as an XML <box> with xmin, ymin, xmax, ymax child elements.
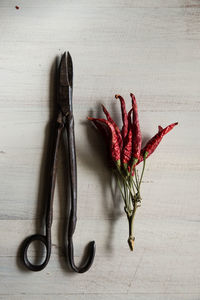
<box><xmin>0</xmin><ymin>0</ymin><xmax>199</xmax><ymax>299</ymax></box>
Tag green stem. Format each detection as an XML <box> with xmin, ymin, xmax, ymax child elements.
<box><xmin>116</xmin><ymin>173</ymin><xmax>126</xmax><ymax>204</ymax></box>
<box><xmin>128</xmin><ymin>170</ymin><xmax>138</xmax><ymax>193</ymax></box>
<box><xmin>117</xmin><ymin>170</ymin><xmax>135</xmax><ymax>199</ymax></box>
<box><xmin>128</xmin><ymin>164</ymin><xmax>138</xmax><ymax>191</ymax></box>
<box><xmin>134</xmin><ymin>168</ymin><xmax>139</xmax><ymax>190</ymax></box>
<box><xmin>124</xmin><ymin>181</ymin><xmax>127</xmax><ymax>203</ymax></box>
<box><xmin>139</xmin><ymin>157</ymin><xmax>146</xmax><ymax>189</ymax></box>
<box><xmin>115</xmin><ymin>161</ymin><xmax>145</xmax><ymax>251</ymax></box>
<box><xmin>128</xmin><ymin>185</ymin><xmax>131</xmax><ymax>208</ymax></box>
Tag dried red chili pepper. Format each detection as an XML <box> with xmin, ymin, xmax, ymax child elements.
<box><xmin>102</xmin><ymin>104</ymin><xmax>123</xmax><ymax>150</ymax></box>
<box><xmin>88</xmin><ymin>93</ymin><xmax>178</xmax><ymax>252</ymax></box>
<box><xmin>89</xmin><ymin>118</ymin><xmax>110</xmax><ymax>142</ymax></box>
<box><xmin>122</xmin><ymin>129</ymin><xmax>132</xmax><ymax>165</ymax></box>
<box><xmin>140</xmin><ymin>122</ymin><xmax>178</xmax><ymax>161</ymax></box>
<box><xmin>115</xmin><ymin>95</ymin><xmax>128</xmax><ymax>139</ymax></box>
<box><xmin>88</xmin><ymin>117</ymin><xmax>121</xmax><ymax>166</ymax></box>
<box><xmin>127</xmin><ymin>108</ymin><xmax>133</xmax><ymax>130</ymax></box>
<box><xmin>122</xmin><ymin>109</ymin><xmax>133</xmax><ymax>165</ymax></box>
<box><xmin>130</xmin><ymin>93</ymin><xmax>142</xmax><ymax>163</ymax></box>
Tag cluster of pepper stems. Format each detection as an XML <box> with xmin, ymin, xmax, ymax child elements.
<box><xmin>88</xmin><ymin>93</ymin><xmax>178</xmax><ymax>251</ymax></box>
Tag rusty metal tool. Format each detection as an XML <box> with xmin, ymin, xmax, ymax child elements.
<box><xmin>21</xmin><ymin>52</ymin><xmax>96</xmax><ymax>272</ymax></box>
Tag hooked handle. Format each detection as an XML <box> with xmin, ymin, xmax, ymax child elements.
<box><xmin>68</xmin><ymin>239</ymin><xmax>96</xmax><ymax>273</ymax></box>
<box><xmin>22</xmin><ymin>234</ymin><xmax>51</xmax><ymax>271</ymax></box>
<box><xmin>66</xmin><ymin>111</ymin><xmax>96</xmax><ymax>273</ymax></box>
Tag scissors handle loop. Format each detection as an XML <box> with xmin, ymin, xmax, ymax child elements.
<box><xmin>22</xmin><ymin>234</ymin><xmax>51</xmax><ymax>271</ymax></box>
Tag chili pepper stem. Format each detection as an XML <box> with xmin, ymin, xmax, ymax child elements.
<box><xmin>139</xmin><ymin>155</ymin><xmax>147</xmax><ymax>189</ymax></box>
<box><xmin>127</xmin><ymin>207</ymin><xmax>137</xmax><ymax>251</ymax></box>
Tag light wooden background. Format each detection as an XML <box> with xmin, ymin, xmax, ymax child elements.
<box><xmin>0</xmin><ymin>0</ymin><xmax>200</xmax><ymax>299</ymax></box>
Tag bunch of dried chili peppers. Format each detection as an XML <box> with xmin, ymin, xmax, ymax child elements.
<box><xmin>88</xmin><ymin>94</ymin><xmax>178</xmax><ymax>251</ymax></box>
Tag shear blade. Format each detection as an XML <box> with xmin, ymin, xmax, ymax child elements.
<box><xmin>58</xmin><ymin>52</ymin><xmax>73</xmax><ymax>115</ymax></box>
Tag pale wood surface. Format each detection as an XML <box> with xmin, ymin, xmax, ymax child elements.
<box><xmin>0</xmin><ymin>0</ymin><xmax>200</xmax><ymax>299</ymax></box>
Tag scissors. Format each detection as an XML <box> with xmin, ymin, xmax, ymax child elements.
<box><xmin>21</xmin><ymin>52</ymin><xmax>96</xmax><ymax>273</ymax></box>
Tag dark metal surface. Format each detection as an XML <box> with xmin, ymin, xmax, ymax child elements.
<box><xmin>21</xmin><ymin>52</ymin><xmax>96</xmax><ymax>273</ymax></box>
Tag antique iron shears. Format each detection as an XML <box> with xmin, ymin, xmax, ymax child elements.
<box><xmin>21</xmin><ymin>52</ymin><xmax>96</xmax><ymax>272</ymax></box>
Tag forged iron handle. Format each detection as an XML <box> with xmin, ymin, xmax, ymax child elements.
<box><xmin>66</xmin><ymin>112</ymin><xmax>96</xmax><ymax>273</ymax></box>
<box><xmin>22</xmin><ymin>234</ymin><xmax>51</xmax><ymax>272</ymax></box>
<box><xmin>21</xmin><ymin>117</ymin><xmax>63</xmax><ymax>271</ymax></box>
<box><xmin>68</xmin><ymin>239</ymin><xmax>96</xmax><ymax>273</ymax></box>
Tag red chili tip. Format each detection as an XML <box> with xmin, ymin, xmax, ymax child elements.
<box><xmin>115</xmin><ymin>94</ymin><xmax>120</xmax><ymax>99</ymax></box>
<box><xmin>174</xmin><ymin>122</ymin><xmax>178</xmax><ymax>125</ymax></box>
<box><xmin>101</xmin><ymin>104</ymin><xmax>106</xmax><ymax>111</ymax></box>
<box><xmin>130</xmin><ymin>93</ymin><xmax>135</xmax><ymax>97</ymax></box>
<box><xmin>15</xmin><ymin>5</ymin><xmax>19</xmax><ymax>9</ymax></box>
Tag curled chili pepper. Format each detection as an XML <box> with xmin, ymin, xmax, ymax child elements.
<box><xmin>89</xmin><ymin>118</ymin><xmax>110</xmax><ymax>142</ymax></box>
<box><xmin>140</xmin><ymin>122</ymin><xmax>178</xmax><ymax>161</ymax></box>
<box><xmin>122</xmin><ymin>128</ymin><xmax>132</xmax><ymax>165</ymax></box>
<box><xmin>102</xmin><ymin>104</ymin><xmax>123</xmax><ymax>150</ymax></box>
<box><xmin>130</xmin><ymin>93</ymin><xmax>142</xmax><ymax>163</ymax></box>
<box><xmin>122</xmin><ymin>108</ymin><xmax>133</xmax><ymax>166</ymax></box>
<box><xmin>88</xmin><ymin>117</ymin><xmax>121</xmax><ymax>167</ymax></box>
<box><xmin>115</xmin><ymin>94</ymin><xmax>128</xmax><ymax>140</ymax></box>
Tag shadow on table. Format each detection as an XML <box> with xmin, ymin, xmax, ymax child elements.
<box><xmin>79</xmin><ymin>105</ymin><xmax>123</xmax><ymax>253</ymax></box>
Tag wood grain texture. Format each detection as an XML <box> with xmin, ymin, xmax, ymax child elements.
<box><xmin>0</xmin><ymin>0</ymin><xmax>200</xmax><ymax>298</ymax></box>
